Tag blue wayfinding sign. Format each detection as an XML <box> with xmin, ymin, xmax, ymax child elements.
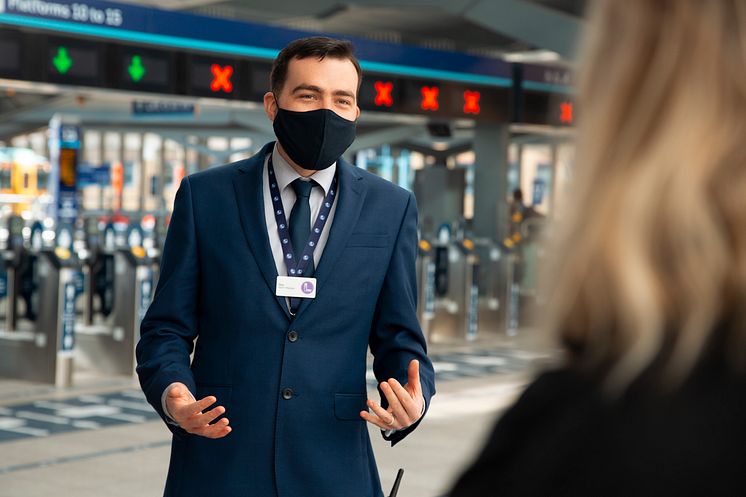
<box><xmin>48</xmin><ymin>116</ymin><xmax>80</xmax><ymax>224</ymax></box>
<box><xmin>132</xmin><ymin>101</ymin><xmax>195</xmax><ymax>116</ymax></box>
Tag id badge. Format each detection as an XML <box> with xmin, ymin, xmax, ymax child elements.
<box><xmin>275</xmin><ymin>276</ymin><xmax>317</xmax><ymax>299</ymax></box>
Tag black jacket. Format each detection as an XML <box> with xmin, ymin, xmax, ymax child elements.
<box><xmin>449</xmin><ymin>356</ymin><xmax>746</xmax><ymax>497</ymax></box>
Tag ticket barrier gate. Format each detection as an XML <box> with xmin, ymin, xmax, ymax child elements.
<box><xmin>415</xmin><ymin>239</ymin><xmax>436</xmax><ymax>341</ymax></box>
<box><xmin>474</xmin><ymin>239</ymin><xmax>502</xmax><ymax>335</ymax></box>
<box><xmin>427</xmin><ymin>238</ymin><xmax>480</xmax><ymax>342</ymax></box>
<box><xmin>74</xmin><ymin>224</ymin><xmax>154</xmax><ymax>377</ymax></box>
<box><xmin>0</xmin><ymin>219</ymin><xmax>79</xmax><ymax>386</ymax></box>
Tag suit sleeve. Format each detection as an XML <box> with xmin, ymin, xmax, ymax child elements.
<box><xmin>136</xmin><ymin>177</ymin><xmax>199</xmax><ymax>437</ymax></box>
<box><xmin>369</xmin><ymin>192</ymin><xmax>436</xmax><ymax>446</ymax></box>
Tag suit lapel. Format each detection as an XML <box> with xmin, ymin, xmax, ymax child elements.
<box><xmin>294</xmin><ymin>157</ymin><xmax>366</xmax><ymax>318</ymax></box>
<box><xmin>232</xmin><ymin>142</ymin><xmax>291</xmax><ymax>319</ymax></box>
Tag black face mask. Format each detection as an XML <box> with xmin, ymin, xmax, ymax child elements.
<box><xmin>272</xmin><ymin>105</ymin><xmax>357</xmax><ymax>171</ymax></box>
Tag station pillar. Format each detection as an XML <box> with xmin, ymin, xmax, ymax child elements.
<box><xmin>472</xmin><ymin>123</ymin><xmax>509</xmax><ymax>241</ymax></box>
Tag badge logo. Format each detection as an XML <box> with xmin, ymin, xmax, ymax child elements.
<box><xmin>301</xmin><ymin>281</ymin><xmax>315</xmax><ymax>295</ymax></box>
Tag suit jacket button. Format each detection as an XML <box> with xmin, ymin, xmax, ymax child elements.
<box><xmin>282</xmin><ymin>388</ymin><xmax>294</xmax><ymax>400</ymax></box>
<box><xmin>288</xmin><ymin>330</ymin><xmax>299</xmax><ymax>342</ymax></box>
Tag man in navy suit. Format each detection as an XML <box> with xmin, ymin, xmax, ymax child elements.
<box><xmin>136</xmin><ymin>36</ymin><xmax>435</xmax><ymax>497</ymax></box>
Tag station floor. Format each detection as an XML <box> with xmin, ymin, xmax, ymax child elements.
<box><xmin>0</xmin><ymin>329</ymin><xmax>557</xmax><ymax>497</ymax></box>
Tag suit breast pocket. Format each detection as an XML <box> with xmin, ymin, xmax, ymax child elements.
<box><xmin>346</xmin><ymin>233</ymin><xmax>390</xmax><ymax>249</ymax></box>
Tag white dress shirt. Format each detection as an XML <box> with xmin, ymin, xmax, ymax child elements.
<box><xmin>263</xmin><ymin>146</ymin><xmax>338</xmax><ymax>277</ymax></box>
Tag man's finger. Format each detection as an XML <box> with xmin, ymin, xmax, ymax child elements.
<box><xmin>367</xmin><ymin>399</ymin><xmax>396</xmax><ymax>427</ymax></box>
<box><xmin>381</xmin><ymin>381</ymin><xmax>410</xmax><ymax>425</ymax></box>
<box><xmin>388</xmin><ymin>378</ymin><xmax>420</xmax><ymax>420</ymax></box>
<box><xmin>191</xmin><ymin>405</ymin><xmax>226</xmax><ymax>427</ymax></box>
<box><xmin>189</xmin><ymin>395</ymin><xmax>218</xmax><ymax>415</ymax></box>
<box><xmin>360</xmin><ymin>410</ymin><xmax>393</xmax><ymax>431</ymax></box>
<box><xmin>195</xmin><ymin>418</ymin><xmax>232</xmax><ymax>439</ymax></box>
<box><xmin>407</xmin><ymin>359</ymin><xmax>422</xmax><ymax>397</ymax></box>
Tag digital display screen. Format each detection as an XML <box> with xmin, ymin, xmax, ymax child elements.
<box><xmin>246</xmin><ymin>63</ymin><xmax>272</xmax><ymax>101</ymax></box>
<box><xmin>395</xmin><ymin>79</ymin><xmax>508</xmax><ymax>121</ymax></box>
<box><xmin>190</xmin><ymin>55</ymin><xmax>239</xmax><ymax>98</ymax></box>
<box><xmin>59</xmin><ymin>148</ymin><xmax>77</xmax><ymax>188</ymax></box>
<box><xmin>119</xmin><ymin>48</ymin><xmax>171</xmax><ymax>92</ymax></box>
<box><xmin>0</xmin><ymin>39</ymin><xmax>22</xmax><ymax>77</ymax></box>
<box><xmin>47</xmin><ymin>40</ymin><xmax>100</xmax><ymax>84</ymax></box>
<box><xmin>358</xmin><ymin>77</ymin><xmax>400</xmax><ymax>113</ymax></box>
<box><xmin>520</xmin><ymin>91</ymin><xmax>575</xmax><ymax>126</ymax></box>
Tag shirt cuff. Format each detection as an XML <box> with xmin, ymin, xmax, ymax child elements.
<box><xmin>161</xmin><ymin>382</ymin><xmax>194</xmax><ymax>426</ymax></box>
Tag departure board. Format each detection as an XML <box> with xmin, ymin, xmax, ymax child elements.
<box><xmin>0</xmin><ymin>27</ymin><xmax>580</xmax><ymax>126</ymax></box>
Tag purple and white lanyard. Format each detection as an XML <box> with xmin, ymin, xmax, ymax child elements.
<box><xmin>268</xmin><ymin>153</ymin><xmax>337</xmax><ymax>311</ymax></box>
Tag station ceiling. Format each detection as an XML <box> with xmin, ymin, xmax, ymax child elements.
<box><xmin>114</xmin><ymin>0</ymin><xmax>586</xmax><ymax>61</ymax></box>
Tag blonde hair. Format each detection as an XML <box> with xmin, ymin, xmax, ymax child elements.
<box><xmin>548</xmin><ymin>0</ymin><xmax>746</xmax><ymax>388</ymax></box>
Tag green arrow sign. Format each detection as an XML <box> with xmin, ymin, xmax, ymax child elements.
<box><xmin>128</xmin><ymin>55</ymin><xmax>146</xmax><ymax>83</ymax></box>
<box><xmin>53</xmin><ymin>47</ymin><xmax>73</xmax><ymax>75</ymax></box>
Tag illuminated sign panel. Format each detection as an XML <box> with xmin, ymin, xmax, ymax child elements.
<box><xmin>189</xmin><ymin>55</ymin><xmax>241</xmax><ymax>98</ymax></box>
<box><xmin>117</xmin><ymin>46</ymin><xmax>172</xmax><ymax>92</ymax></box>
<box><xmin>420</xmin><ymin>86</ymin><xmax>440</xmax><ymax>111</ymax></box>
<box><xmin>463</xmin><ymin>91</ymin><xmax>480</xmax><ymax>115</ymax></box>
<box><xmin>520</xmin><ymin>91</ymin><xmax>575</xmax><ymax>126</ymax></box>
<box><xmin>0</xmin><ymin>34</ymin><xmax>22</xmax><ymax>78</ymax></box>
<box><xmin>47</xmin><ymin>38</ymin><xmax>101</xmax><ymax>85</ymax></box>
<box><xmin>374</xmin><ymin>81</ymin><xmax>394</xmax><ymax>107</ymax></box>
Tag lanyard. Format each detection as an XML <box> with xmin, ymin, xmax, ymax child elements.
<box><xmin>268</xmin><ymin>153</ymin><xmax>338</xmax><ymax>278</ymax></box>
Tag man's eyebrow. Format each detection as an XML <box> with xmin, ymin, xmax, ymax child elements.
<box><xmin>291</xmin><ymin>84</ymin><xmax>323</xmax><ymax>94</ymax></box>
<box><xmin>291</xmin><ymin>84</ymin><xmax>356</xmax><ymax>101</ymax></box>
<box><xmin>333</xmin><ymin>90</ymin><xmax>356</xmax><ymax>100</ymax></box>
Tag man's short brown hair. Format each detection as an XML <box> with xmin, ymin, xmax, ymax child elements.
<box><xmin>270</xmin><ymin>37</ymin><xmax>363</xmax><ymax>95</ymax></box>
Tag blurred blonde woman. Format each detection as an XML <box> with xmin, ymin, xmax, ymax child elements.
<box><xmin>449</xmin><ymin>1</ymin><xmax>746</xmax><ymax>495</ymax></box>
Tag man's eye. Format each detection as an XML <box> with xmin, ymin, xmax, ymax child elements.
<box><xmin>337</xmin><ymin>99</ymin><xmax>351</xmax><ymax>106</ymax></box>
<box><xmin>300</xmin><ymin>94</ymin><xmax>316</xmax><ymax>100</ymax></box>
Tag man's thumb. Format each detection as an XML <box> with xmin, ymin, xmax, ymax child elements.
<box><xmin>168</xmin><ymin>383</ymin><xmax>186</xmax><ymax>399</ymax></box>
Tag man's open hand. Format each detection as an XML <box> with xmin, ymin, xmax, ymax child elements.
<box><xmin>360</xmin><ymin>359</ymin><xmax>424</xmax><ymax>431</ymax></box>
<box><xmin>165</xmin><ymin>382</ymin><xmax>232</xmax><ymax>438</ymax></box>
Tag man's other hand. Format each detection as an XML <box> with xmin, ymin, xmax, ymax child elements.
<box><xmin>360</xmin><ymin>359</ymin><xmax>424</xmax><ymax>431</ymax></box>
<box><xmin>166</xmin><ymin>382</ymin><xmax>232</xmax><ymax>438</ymax></box>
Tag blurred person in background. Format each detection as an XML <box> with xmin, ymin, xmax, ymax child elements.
<box><xmin>449</xmin><ymin>0</ymin><xmax>746</xmax><ymax>495</ymax></box>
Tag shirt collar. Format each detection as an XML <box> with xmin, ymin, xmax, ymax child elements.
<box><xmin>271</xmin><ymin>146</ymin><xmax>336</xmax><ymax>196</ymax></box>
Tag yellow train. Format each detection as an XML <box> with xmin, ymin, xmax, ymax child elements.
<box><xmin>0</xmin><ymin>148</ymin><xmax>50</xmax><ymax>216</ymax></box>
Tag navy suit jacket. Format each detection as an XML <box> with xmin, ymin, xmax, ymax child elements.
<box><xmin>136</xmin><ymin>142</ymin><xmax>436</xmax><ymax>497</ymax></box>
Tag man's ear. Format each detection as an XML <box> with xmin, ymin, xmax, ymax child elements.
<box><xmin>355</xmin><ymin>105</ymin><xmax>361</xmax><ymax>121</ymax></box>
<box><xmin>263</xmin><ymin>91</ymin><xmax>278</xmax><ymax>121</ymax></box>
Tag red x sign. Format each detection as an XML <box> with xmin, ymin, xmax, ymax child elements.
<box><xmin>560</xmin><ymin>102</ymin><xmax>573</xmax><ymax>124</ymax></box>
<box><xmin>463</xmin><ymin>91</ymin><xmax>481</xmax><ymax>115</ymax></box>
<box><xmin>210</xmin><ymin>64</ymin><xmax>234</xmax><ymax>93</ymax></box>
<box><xmin>374</xmin><ymin>81</ymin><xmax>393</xmax><ymax>107</ymax></box>
<box><xmin>421</xmin><ymin>86</ymin><xmax>439</xmax><ymax>111</ymax></box>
